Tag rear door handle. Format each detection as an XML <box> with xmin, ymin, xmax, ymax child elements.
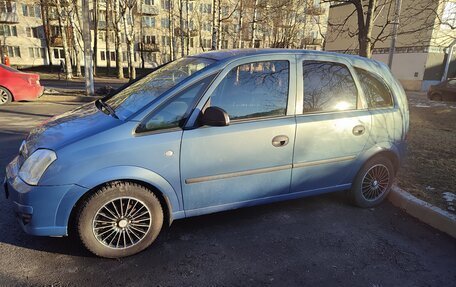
<box><xmin>352</xmin><ymin>125</ymin><xmax>365</xmax><ymax>136</ymax></box>
<box><xmin>272</xmin><ymin>135</ymin><xmax>289</xmax><ymax>147</ymax></box>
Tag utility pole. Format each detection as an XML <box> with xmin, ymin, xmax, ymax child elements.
<box><xmin>388</xmin><ymin>0</ymin><xmax>402</xmax><ymax>69</ymax></box>
<box><xmin>83</xmin><ymin>0</ymin><xmax>94</xmax><ymax>96</ymax></box>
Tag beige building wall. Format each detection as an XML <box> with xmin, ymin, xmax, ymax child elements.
<box><xmin>325</xmin><ymin>0</ymin><xmax>456</xmax><ymax>91</ymax></box>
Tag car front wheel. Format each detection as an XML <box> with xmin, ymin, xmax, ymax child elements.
<box><xmin>349</xmin><ymin>156</ymin><xmax>395</xmax><ymax>208</ymax></box>
<box><xmin>76</xmin><ymin>182</ymin><xmax>164</xmax><ymax>258</ymax></box>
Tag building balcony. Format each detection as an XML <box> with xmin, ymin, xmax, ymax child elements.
<box><xmin>306</xmin><ymin>6</ymin><xmax>326</xmax><ymax>15</ymax></box>
<box><xmin>0</xmin><ymin>12</ymin><xmax>19</xmax><ymax>24</ymax></box>
<box><xmin>303</xmin><ymin>37</ymin><xmax>323</xmax><ymax>46</ymax></box>
<box><xmin>141</xmin><ymin>4</ymin><xmax>159</xmax><ymax>15</ymax></box>
<box><xmin>50</xmin><ymin>36</ymin><xmax>63</xmax><ymax>47</ymax></box>
<box><xmin>139</xmin><ymin>43</ymin><xmax>160</xmax><ymax>52</ymax></box>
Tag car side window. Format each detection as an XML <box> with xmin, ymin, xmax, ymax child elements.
<box><xmin>302</xmin><ymin>61</ymin><xmax>358</xmax><ymax>114</ymax></box>
<box><xmin>355</xmin><ymin>68</ymin><xmax>394</xmax><ymax>108</ymax></box>
<box><xmin>209</xmin><ymin>60</ymin><xmax>289</xmax><ymax>121</ymax></box>
<box><xmin>137</xmin><ymin>75</ymin><xmax>215</xmax><ymax>133</ymax></box>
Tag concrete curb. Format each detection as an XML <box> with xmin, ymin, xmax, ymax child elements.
<box><xmin>388</xmin><ymin>185</ymin><xmax>456</xmax><ymax>238</ymax></box>
<box><xmin>38</xmin><ymin>94</ymin><xmax>102</xmax><ymax>103</ymax></box>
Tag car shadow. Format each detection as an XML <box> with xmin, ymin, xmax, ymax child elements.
<box><xmin>0</xmin><ymin>192</ymin><xmax>350</xmax><ymax>258</ymax></box>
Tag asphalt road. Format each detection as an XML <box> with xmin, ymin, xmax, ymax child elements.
<box><xmin>0</xmin><ymin>101</ymin><xmax>455</xmax><ymax>286</ymax></box>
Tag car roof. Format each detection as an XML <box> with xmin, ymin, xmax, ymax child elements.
<box><xmin>190</xmin><ymin>48</ymin><xmax>390</xmax><ymax>79</ymax></box>
<box><xmin>191</xmin><ymin>48</ymin><xmax>374</xmax><ymax>64</ymax></box>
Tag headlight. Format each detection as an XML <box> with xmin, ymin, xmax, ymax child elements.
<box><xmin>18</xmin><ymin>149</ymin><xmax>57</xmax><ymax>186</ymax></box>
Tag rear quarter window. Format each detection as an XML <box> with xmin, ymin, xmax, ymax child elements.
<box><xmin>355</xmin><ymin>68</ymin><xmax>394</xmax><ymax>108</ymax></box>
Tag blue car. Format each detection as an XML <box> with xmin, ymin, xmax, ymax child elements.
<box><xmin>4</xmin><ymin>49</ymin><xmax>409</xmax><ymax>258</ymax></box>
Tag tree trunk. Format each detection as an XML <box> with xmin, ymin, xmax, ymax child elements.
<box><xmin>93</xmin><ymin>0</ymin><xmax>99</xmax><ymax>76</ymax></box>
<box><xmin>353</xmin><ymin>0</ymin><xmax>376</xmax><ymax>58</ymax></box>
<box><xmin>211</xmin><ymin>0</ymin><xmax>217</xmax><ymax>50</ymax></box>
<box><xmin>237</xmin><ymin>0</ymin><xmax>243</xmax><ymax>48</ymax></box>
<box><xmin>106</xmin><ymin>0</ymin><xmax>111</xmax><ymax>75</ymax></box>
<box><xmin>114</xmin><ymin>0</ymin><xmax>124</xmax><ymax>78</ymax></box>
<box><xmin>185</xmin><ymin>0</ymin><xmax>189</xmax><ymax>55</ymax></box>
<box><xmin>217</xmin><ymin>0</ymin><xmax>221</xmax><ymax>49</ymax></box>
<box><xmin>251</xmin><ymin>0</ymin><xmax>258</xmax><ymax>48</ymax></box>
<box><xmin>56</xmin><ymin>0</ymin><xmax>72</xmax><ymax>79</ymax></box>
<box><xmin>122</xmin><ymin>6</ymin><xmax>136</xmax><ymax>80</ymax></box>
<box><xmin>40</xmin><ymin>0</ymin><xmax>53</xmax><ymax>68</ymax></box>
<box><xmin>70</xmin><ymin>11</ymin><xmax>82</xmax><ymax>77</ymax></box>
<box><xmin>179</xmin><ymin>0</ymin><xmax>185</xmax><ymax>57</ymax></box>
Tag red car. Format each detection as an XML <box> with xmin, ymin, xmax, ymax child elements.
<box><xmin>0</xmin><ymin>64</ymin><xmax>44</xmax><ymax>105</ymax></box>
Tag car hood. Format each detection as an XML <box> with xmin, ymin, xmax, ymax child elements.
<box><xmin>25</xmin><ymin>102</ymin><xmax>121</xmax><ymax>153</ymax></box>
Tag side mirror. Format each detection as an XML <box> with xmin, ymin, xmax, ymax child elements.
<box><xmin>200</xmin><ymin>106</ymin><xmax>230</xmax><ymax>127</ymax></box>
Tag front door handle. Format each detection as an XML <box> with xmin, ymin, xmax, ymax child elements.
<box><xmin>352</xmin><ymin>125</ymin><xmax>365</xmax><ymax>136</ymax></box>
<box><xmin>272</xmin><ymin>135</ymin><xmax>289</xmax><ymax>147</ymax></box>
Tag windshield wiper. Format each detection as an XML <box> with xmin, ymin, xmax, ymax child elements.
<box><xmin>95</xmin><ymin>99</ymin><xmax>119</xmax><ymax>119</ymax></box>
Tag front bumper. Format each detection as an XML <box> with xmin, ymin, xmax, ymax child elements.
<box><xmin>4</xmin><ymin>156</ymin><xmax>88</xmax><ymax>236</ymax></box>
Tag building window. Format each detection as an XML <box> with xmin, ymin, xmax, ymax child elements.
<box><xmin>26</xmin><ymin>27</ymin><xmax>43</xmax><ymax>38</ymax></box>
<box><xmin>7</xmin><ymin>46</ymin><xmax>21</xmax><ymax>58</ymax></box>
<box><xmin>143</xmin><ymin>35</ymin><xmax>156</xmax><ymax>44</ymax></box>
<box><xmin>161</xmin><ymin>17</ymin><xmax>170</xmax><ymax>28</ymax></box>
<box><xmin>101</xmin><ymin>51</ymin><xmax>106</xmax><ymax>61</ymax></box>
<box><xmin>160</xmin><ymin>0</ymin><xmax>170</xmax><ymax>10</ymax></box>
<box><xmin>50</xmin><ymin>25</ymin><xmax>60</xmax><ymax>37</ymax></box>
<box><xmin>110</xmin><ymin>51</ymin><xmax>116</xmax><ymax>61</ymax></box>
<box><xmin>0</xmin><ymin>25</ymin><xmax>17</xmax><ymax>36</ymax></box>
<box><xmin>144</xmin><ymin>0</ymin><xmax>154</xmax><ymax>5</ymax></box>
<box><xmin>0</xmin><ymin>1</ymin><xmax>15</xmax><ymax>13</ymax></box>
<box><xmin>200</xmin><ymin>3</ymin><xmax>211</xmax><ymax>14</ymax></box>
<box><xmin>142</xmin><ymin>16</ymin><xmax>155</xmax><ymax>27</ymax></box>
<box><xmin>161</xmin><ymin>35</ymin><xmax>170</xmax><ymax>46</ymax></box>
<box><xmin>28</xmin><ymin>47</ymin><xmax>45</xmax><ymax>58</ymax></box>
<box><xmin>53</xmin><ymin>48</ymin><xmax>64</xmax><ymax>59</ymax></box>
<box><xmin>22</xmin><ymin>4</ymin><xmax>41</xmax><ymax>18</ymax></box>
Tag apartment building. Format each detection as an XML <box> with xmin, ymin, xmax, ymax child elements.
<box><xmin>325</xmin><ymin>0</ymin><xmax>456</xmax><ymax>91</ymax></box>
<box><xmin>0</xmin><ymin>0</ymin><xmax>47</xmax><ymax>66</ymax></box>
<box><xmin>1</xmin><ymin>0</ymin><xmax>330</xmax><ymax>70</ymax></box>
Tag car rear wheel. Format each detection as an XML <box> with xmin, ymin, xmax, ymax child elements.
<box><xmin>0</xmin><ymin>87</ymin><xmax>12</xmax><ymax>105</ymax></box>
<box><xmin>76</xmin><ymin>181</ymin><xmax>163</xmax><ymax>258</ymax></box>
<box><xmin>349</xmin><ymin>156</ymin><xmax>395</xmax><ymax>208</ymax></box>
<box><xmin>429</xmin><ymin>92</ymin><xmax>442</xmax><ymax>101</ymax></box>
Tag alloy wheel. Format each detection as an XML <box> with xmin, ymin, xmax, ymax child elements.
<box><xmin>361</xmin><ymin>164</ymin><xmax>390</xmax><ymax>201</ymax></box>
<box><xmin>92</xmin><ymin>197</ymin><xmax>152</xmax><ymax>249</ymax></box>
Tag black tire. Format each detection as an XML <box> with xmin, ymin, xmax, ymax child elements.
<box><xmin>349</xmin><ymin>156</ymin><xmax>395</xmax><ymax>208</ymax></box>
<box><xmin>0</xmin><ymin>87</ymin><xmax>12</xmax><ymax>105</ymax></box>
<box><xmin>76</xmin><ymin>181</ymin><xmax>163</xmax><ymax>258</ymax></box>
<box><xmin>430</xmin><ymin>92</ymin><xmax>442</xmax><ymax>101</ymax></box>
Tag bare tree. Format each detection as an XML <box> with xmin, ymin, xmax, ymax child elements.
<box><xmin>120</xmin><ymin>0</ymin><xmax>137</xmax><ymax>79</ymax></box>
<box><xmin>113</xmin><ymin>0</ymin><xmax>124</xmax><ymax>78</ymax></box>
<box><xmin>68</xmin><ymin>1</ymin><xmax>82</xmax><ymax>77</ymax></box>
<box><xmin>93</xmin><ymin>0</ymin><xmax>99</xmax><ymax>75</ymax></box>
<box><xmin>106</xmin><ymin>0</ymin><xmax>111</xmax><ymax>75</ymax></box>
<box><xmin>55</xmin><ymin>0</ymin><xmax>72</xmax><ymax>79</ymax></box>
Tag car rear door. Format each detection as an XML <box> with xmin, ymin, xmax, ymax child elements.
<box><xmin>180</xmin><ymin>55</ymin><xmax>297</xmax><ymax>214</ymax></box>
<box><xmin>291</xmin><ymin>55</ymin><xmax>372</xmax><ymax>194</ymax></box>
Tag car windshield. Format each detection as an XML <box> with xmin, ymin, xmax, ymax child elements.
<box><xmin>105</xmin><ymin>57</ymin><xmax>216</xmax><ymax>118</ymax></box>
<box><xmin>0</xmin><ymin>64</ymin><xmax>19</xmax><ymax>73</ymax></box>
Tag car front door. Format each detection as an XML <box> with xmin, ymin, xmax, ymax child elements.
<box><xmin>181</xmin><ymin>56</ymin><xmax>297</xmax><ymax>214</ymax></box>
<box><xmin>291</xmin><ymin>56</ymin><xmax>372</xmax><ymax>194</ymax></box>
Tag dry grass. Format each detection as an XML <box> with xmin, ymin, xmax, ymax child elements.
<box><xmin>396</xmin><ymin>92</ymin><xmax>456</xmax><ymax>214</ymax></box>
